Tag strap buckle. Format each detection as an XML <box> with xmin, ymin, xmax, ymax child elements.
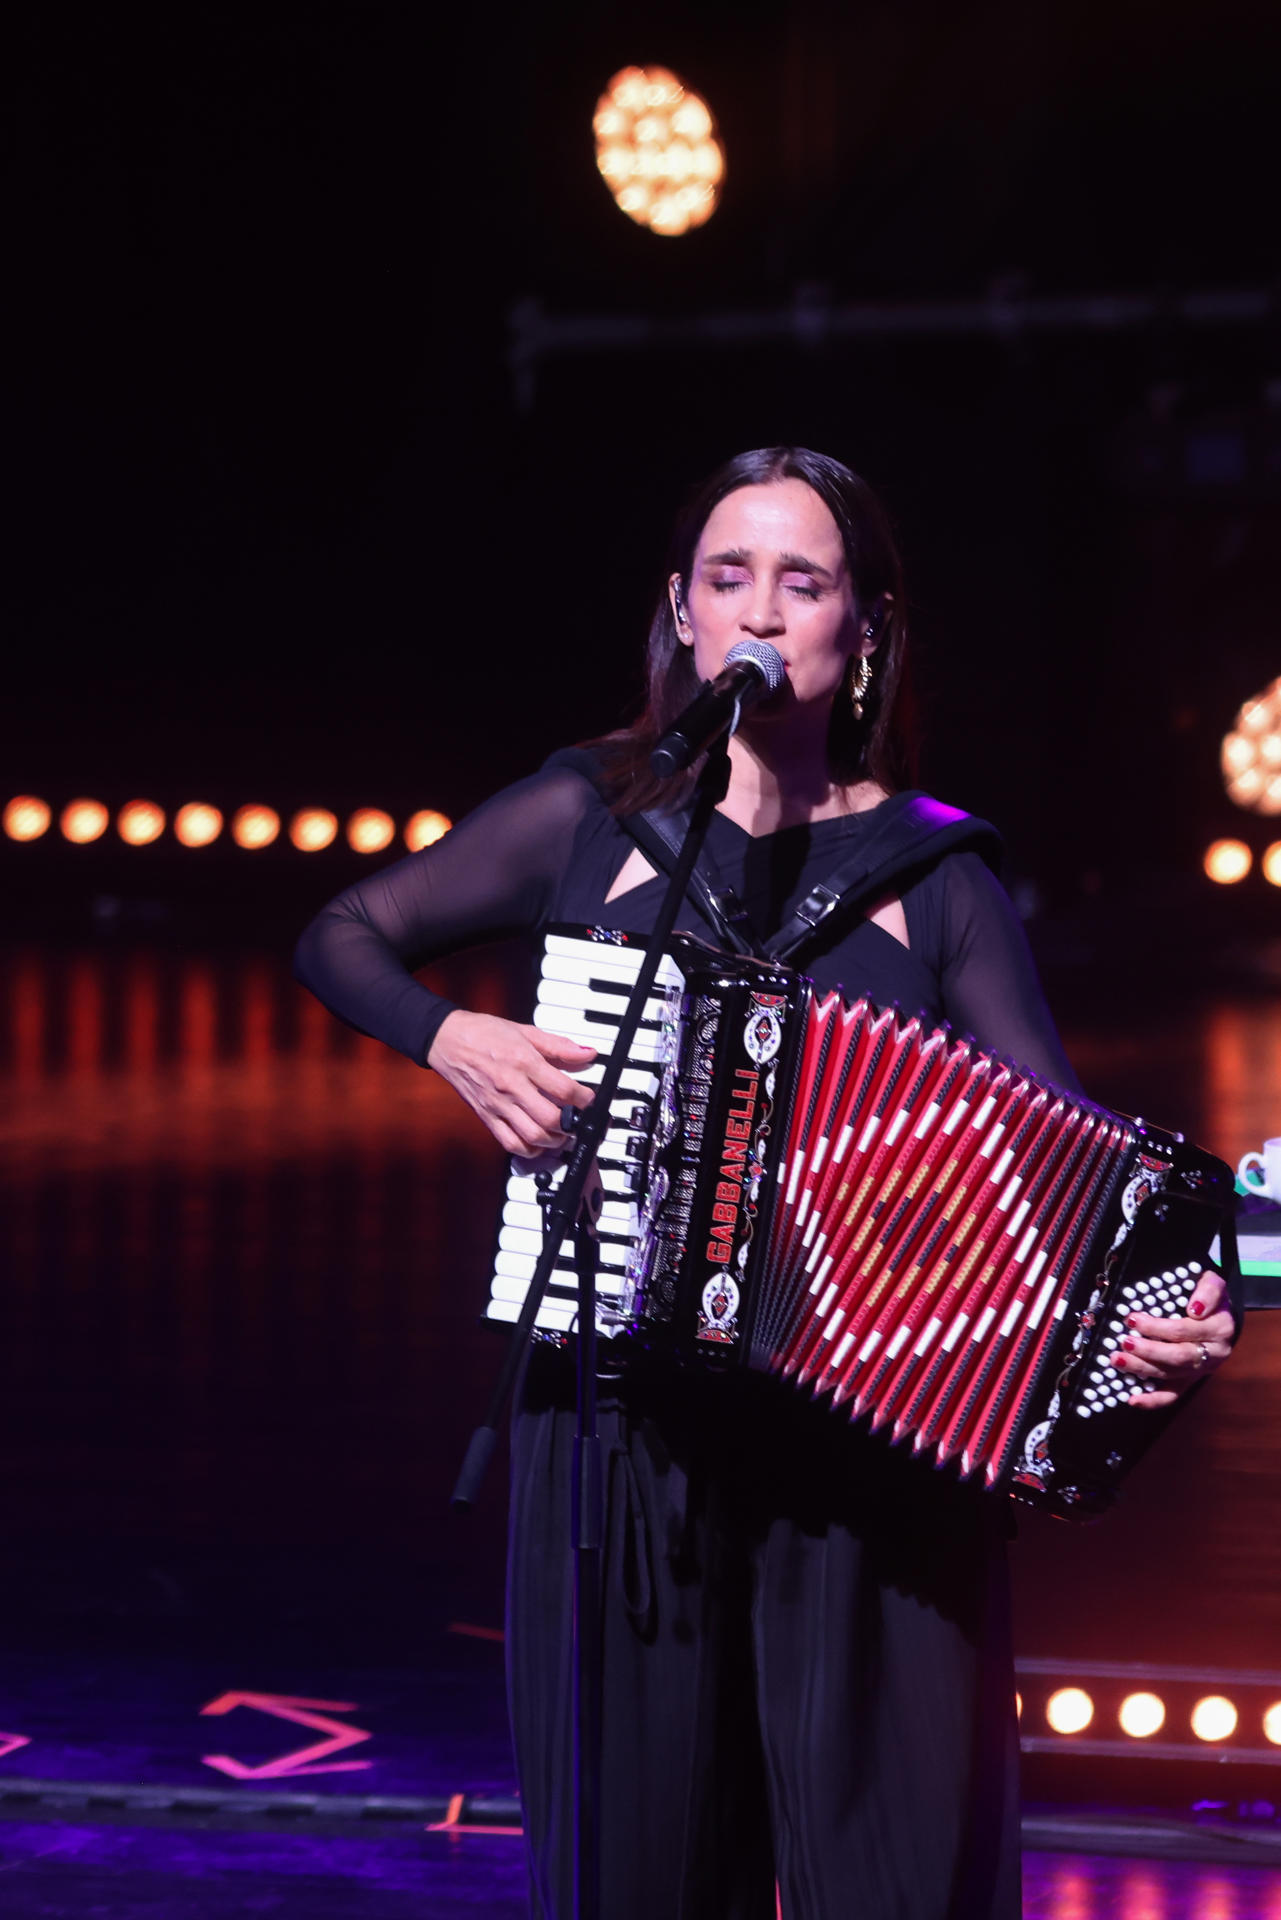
<box><xmin>708</xmin><ymin>887</ymin><xmax>754</xmax><ymax>934</ymax></box>
<box><xmin>793</xmin><ymin>884</ymin><xmax>840</xmax><ymax>931</ymax></box>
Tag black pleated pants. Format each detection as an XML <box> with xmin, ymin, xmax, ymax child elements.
<box><xmin>507</xmin><ymin>1350</ymin><xmax>1021</xmax><ymax>1920</ymax></box>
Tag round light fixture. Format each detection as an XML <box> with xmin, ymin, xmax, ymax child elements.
<box><xmin>1223</xmin><ymin>678</ymin><xmax>1281</xmax><ymax>814</ymax></box>
<box><xmin>3</xmin><ymin>796</ymin><xmax>52</xmax><ymax>842</ymax></box>
<box><xmin>1045</xmin><ymin>1687</ymin><xmax>1094</xmax><ymax>1735</ymax></box>
<box><xmin>1118</xmin><ymin>1691</ymin><xmax>1165</xmax><ymax>1738</ymax></box>
<box><xmin>61</xmin><ymin>799</ymin><xmax>109</xmax><ymax>845</ymax></box>
<box><xmin>594</xmin><ymin>66</ymin><xmax>724</xmax><ymax>236</ymax></box>
<box><xmin>347</xmin><ymin>808</ymin><xmax>395</xmax><ymax>854</ymax></box>
<box><xmin>1203</xmin><ymin>838</ymin><xmax>1252</xmax><ymax>883</ymax></box>
<box><xmin>232</xmin><ymin>805</ymin><xmax>281</xmax><ymax>850</ymax></box>
<box><xmin>404</xmin><ymin>809</ymin><xmax>452</xmax><ymax>851</ymax></box>
<box><xmin>1190</xmin><ymin>1695</ymin><xmax>1238</xmax><ymax>1742</ymax></box>
<box><xmin>174</xmin><ymin>803</ymin><xmax>224</xmax><ymax>848</ymax></box>
<box><xmin>290</xmin><ymin>808</ymin><xmax>339</xmax><ymax>852</ymax></box>
<box><xmin>117</xmin><ymin>800</ymin><xmax>166</xmax><ymax>847</ymax></box>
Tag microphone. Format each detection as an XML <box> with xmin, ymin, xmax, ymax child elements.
<box><xmin>650</xmin><ymin>640</ymin><xmax>787</xmax><ymax>779</ymax></box>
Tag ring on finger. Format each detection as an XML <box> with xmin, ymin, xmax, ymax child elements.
<box><xmin>1196</xmin><ymin>1341</ymin><xmax>1210</xmax><ymax>1369</ymax></box>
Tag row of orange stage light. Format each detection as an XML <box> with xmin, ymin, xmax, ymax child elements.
<box><xmin>1</xmin><ymin>798</ymin><xmax>453</xmax><ymax>855</ymax></box>
<box><xmin>1026</xmin><ymin>1686</ymin><xmax>1281</xmax><ymax>1744</ymax></box>
<box><xmin>1204</xmin><ymin>837</ymin><xmax>1281</xmax><ymax>884</ymax></box>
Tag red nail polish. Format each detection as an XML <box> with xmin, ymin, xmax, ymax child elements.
<box><xmin>1125</xmin><ymin>1314</ymin><xmax>1138</xmax><ymax>1329</ymax></box>
<box><xmin>1189</xmin><ymin>1299</ymin><xmax>1206</xmax><ymax>1318</ymax></box>
<box><xmin>1113</xmin><ymin>1353</ymin><xmax>1127</xmax><ymax>1368</ymax></box>
<box><xmin>1122</xmin><ymin>1337</ymin><xmax>1135</xmax><ymax>1351</ymax></box>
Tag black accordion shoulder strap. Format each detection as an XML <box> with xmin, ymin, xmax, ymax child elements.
<box><xmin>541</xmin><ymin>750</ymin><xmax>1000</xmax><ymax>966</ymax></box>
<box><xmin>622</xmin><ymin>790</ymin><xmax>1002</xmax><ymax>965</ymax></box>
<box><xmin>763</xmin><ymin>791</ymin><xmax>1002</xmax><ymax>964</ymax></box>
<box><xmin>619</xmin><ymin>804</ymin><xmax>763</xmax><ymax>956</ymax></box>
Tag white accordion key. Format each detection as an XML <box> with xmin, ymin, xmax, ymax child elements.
<box><xmin>537</xmin><ymin>976</ymin><xmax>670</xmax><ymax>1025</ymax></box>
<box><xmin>533</xmin><ymin>1004</ymin><xmax>666</xmax><ymax>1062</ymax></box>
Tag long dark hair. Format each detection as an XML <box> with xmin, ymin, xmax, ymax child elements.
<box><xmin>586</xmin><ymin>446</ymin><xmax>917</xmax><ymax>814</ymax></box>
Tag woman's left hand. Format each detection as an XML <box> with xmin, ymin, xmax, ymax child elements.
<box><xmin>1109</xmin><ymin>1269</ymin><xmax>1236</xmax><ymax>1409</ymax></box>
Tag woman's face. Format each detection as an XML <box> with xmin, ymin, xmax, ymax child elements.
<box><xmin>672</xmin><ymin>478</ymin><xmax>878</xmax><ymax>718</ymax></box>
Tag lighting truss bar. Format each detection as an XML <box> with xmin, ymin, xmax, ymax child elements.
<box><xmin>1021</xmin><ymin>1736</ymin><xmax>1281</xmax><ymax>1764</ymax></box>
<box><xmin>1018</xmin><ymin>1658</ymin><xmax>1281</xmax><ymax>1689</ymax></box>
<box><xmin>509</xmin><ymin>286</ymin><xmax>1276</xmax><ymax>408</ymax></box>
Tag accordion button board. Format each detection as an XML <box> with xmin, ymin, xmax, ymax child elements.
<box><xmin>486</xmin><ymin>929</ymin><xmax>686</xmax><ymax>1339</ymax></box>
<box><xmin>482</xmin><ymin>928</ymin><xmax>1235</xmax><ymax>1519</ymax></box>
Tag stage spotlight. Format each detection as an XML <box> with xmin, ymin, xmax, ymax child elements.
<box><xmin>1046</xmin><ymin>1687</ymin><xmax>1094</xmax><ymax>1734</ymax></box>
<box><xmin>61</xmin><ymin>799</ymin><xmax>109</xmax><ymax>844</ymax></box>
<box><xmin>1191</xmin><ymin>1695</ymin><xmax>1238</xmax><ymax>1742</ymax></box>
<box><xmin>347</xmin><ymin>808</ymin><xmax>395</xmax><ymax>854</ymax></box>
<box><xmin>405</xmin><ymin>809</ymin><xmax>452</xmax><ymax>850</ymax></box>
<box><xmin>1223</xmin><ymin>678</ymin><xmax>1281</xmax><ymax>814</ymax></box>
<box><xmin>231</xmin><ymin>805</ymin><xmax>280</xmax><ymax>850</ymax></box>
<box><xmin>594</xmin><ymin>66</ymin><xmax>724</xmax><ymax>237</ymax></box>
<box><xmin>1264</xmin><ymin>1702</ymin><xmax>1281</xmax><ymax>1746</ymax></box>
<box><xmin>175</xmin><ymin>803</ymin><xmax>223</xmax><ymax>848</ymax></box>
<box><xmin>117</xmin><ymin>800</ymin><xmax>165</xmax><ymax>846</ymax></box>
<box><xmin>290</xmin><ymin>808</ymin><xmax>338</xmax><ymax>852</ymax></box>
<box><xmin>3</xmin><ymin>796</ymin><xmax>52</xmax><ymax>841</ymax></box>
<box><xmin>1015</xmin><ymin>1693</ymin><xmax>1022</xmax><ymax>1720</ymax></box>
<box><xmin>1118</xmin><ymin>1692</ymin><xmax>1165</xmax><ymax>1738</ymax></box>
<box><xmin>1262</xmin><ymin>843</ymin><xmax>1281</xmax><ymax>887</ymax></box>
<box><xmin>1204</xmin><ymin>839</ymin><xmax>1251</xmax><ymax>883</ymax></box>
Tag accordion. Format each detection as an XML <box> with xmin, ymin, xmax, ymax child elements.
<box><xmin>484</xmin><ymin>927</ymin><xmax>1233</xmax><ymax>1517</ymax></box>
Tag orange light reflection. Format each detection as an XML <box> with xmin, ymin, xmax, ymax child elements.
<box><xmin>1204</xmin><ymin>838</ymin><xmax>1251</xmax><ymax>882</ymax></box>
<box><xmin>3</xmin><ymin>796</ymin><xmax>52</xmax><ymax>842</ymax></box>
<box><xmin>290</xmin><ymin>809</ymin><xmax>339</xmax><ymax>852</ymax></box>
<box><xmin>404</xmin><ymin>809</ymin><xmax>452</xmax><ymax>850</ymax></box>
<box><xmin>232</xmin><ymin>805</ymin><xmax>281</xmax><ymax>850</ymax></box>
<box><xmin>175</xmin><ymin>804</ymin><xmax>224</xmax><ymax>848</ymax></box>
<box><xmin>347</xmin><ymin>808</ymin><xmax>395</xmax><ymax>854</ymax></box>
<box><xmin>61</xmin><ymin>800</ymin><xmax>109</xmax><ymax>845</ymax></box>
<box><xmin>117</xmin><ymin>800</ymin><xmax>166</xmax><ymax>846</ymax></box>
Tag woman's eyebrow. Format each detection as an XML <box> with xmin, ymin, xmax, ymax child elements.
<box><xmin>777</xmin><ymin>551</ymin><xmax>836</xmax><ymax>580</ymax></box>
<box><xmin>702</xmin><ymin>548</ymin><xmax>837</xmax><ymax>580</ymax></box>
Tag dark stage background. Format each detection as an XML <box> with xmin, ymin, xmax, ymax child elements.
<box><xmin>4</xmin><ymin>0</ymin><xmax>1281</xmax><ymax>1873</ymax></box>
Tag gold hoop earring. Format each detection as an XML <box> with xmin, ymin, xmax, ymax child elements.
<box><xmin>850</xmin><ymin>652</ymin><xmax>873</xmax><ymax>721</ymax></box>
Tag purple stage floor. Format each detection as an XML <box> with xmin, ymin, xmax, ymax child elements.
<box><xmin>0</xmin><ymin>1827</ymin><xmax>1280</xmax><ymax>1918</ymax></box>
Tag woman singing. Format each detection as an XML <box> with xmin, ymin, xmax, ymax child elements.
<box><xmin>295</xmin><ymin>447</ymin><xmax>1234</xmax><ymax>1919</ymax></box>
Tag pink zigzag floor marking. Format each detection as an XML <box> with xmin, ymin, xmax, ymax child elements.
<box><xmin>199</xmin><ymin>1692</ymin><xmax>373</xmax><ymax>1779</ymax></box>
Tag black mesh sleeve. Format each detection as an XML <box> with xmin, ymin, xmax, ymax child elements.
<box><xmin>934</xmin><ymin>853</ymin><xmax>1082</xmax><ymax>1092</ymax></box>
<box><xmin>292</xmin><ymin>767</ymin><xmax>598</xmax><ymax>1066</ymax></box>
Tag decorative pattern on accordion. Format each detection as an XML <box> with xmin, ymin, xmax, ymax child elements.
<box><xmin>482</xmin><ymin>929</ymin><xmax>1233</xmax><ymax>1518</ymax></box>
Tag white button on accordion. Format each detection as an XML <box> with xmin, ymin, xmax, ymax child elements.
<box><xmin>483</xmin><ymin>927</ymin><xmax>1234</xmax><ymax>1517</ymax></box>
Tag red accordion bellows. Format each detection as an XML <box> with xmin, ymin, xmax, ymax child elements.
<box><xmin>752</xmin><ymin>994</ymin><xmax>1134</xmax><ymax>1486</ymax></box>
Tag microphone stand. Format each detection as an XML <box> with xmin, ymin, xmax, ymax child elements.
<box><xmin>450</xmin><ymin>741</ymin><xmax>732</xmax><ymax>1920</ymax></box>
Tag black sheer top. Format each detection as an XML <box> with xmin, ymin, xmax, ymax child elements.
<box><xmin>294</xmin><ymin>763</ymin><xmax>1079</xmax><ymax>1093</ymax></box>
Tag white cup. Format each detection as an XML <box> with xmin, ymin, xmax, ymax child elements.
<box><xmin>1238</xmin><ymin>1137</ymin><xmax>1281</xmax><ymax>1202</ymax></box>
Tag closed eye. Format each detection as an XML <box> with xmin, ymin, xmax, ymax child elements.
<box><xmin>707</xmin><ymin>579</ymin><xmax>823</xmax><ymax>599</ymax></box>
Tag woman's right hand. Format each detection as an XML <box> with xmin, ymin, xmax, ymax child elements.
<box><xmin>426</xmin><ymin>1010</ymin><xmax>597</xmax><ymax>1157</ymax></box>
